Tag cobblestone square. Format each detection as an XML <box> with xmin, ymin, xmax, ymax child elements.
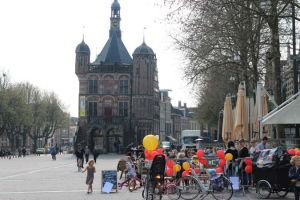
<box><xmin>0</xmin><ymin>154</ymin><xmax>294</xmax><ymax>200</ymax></box>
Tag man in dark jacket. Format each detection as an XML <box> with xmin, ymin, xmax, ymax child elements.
<box><xmin>289</xmin><ymin>155</ymin><xmax>300</xmax><ymax>200</ymax></box>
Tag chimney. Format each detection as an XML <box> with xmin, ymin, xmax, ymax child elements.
<box><xmin>178</xmin><ymin>101</ymin><xmax>181</xmax><ymax>108</ymax></box>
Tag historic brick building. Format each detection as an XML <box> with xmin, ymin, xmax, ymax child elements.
<box><xmin>75</xmin><ymin>0</ymin><xmax>159</xmax><ymax>153</ymax></box>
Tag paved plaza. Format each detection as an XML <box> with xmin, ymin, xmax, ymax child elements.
<box><xmin>0</xmin><ymin>154</ymin><xmax>294</xmax><ymax>200</ymax></box>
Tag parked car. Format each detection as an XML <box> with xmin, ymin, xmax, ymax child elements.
<box><xmin>35</xmin><ymin>148</ymin><xmax>46</xmax><ymax>154</ymax></box>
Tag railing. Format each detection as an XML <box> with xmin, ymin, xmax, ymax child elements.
<box><xmin>88</xmin><ymin>64</ymin><xmax>131</xmax><ymax>73</ymax></box>
<box><xmin>87</xmin><ymin>116</ymin><xmax>129</xmax><ymax>125</ymax></box>
<box><xmin>267</xmin><ymin>138</ymin><xmax>300</xmax><ymax>149</ymax></box>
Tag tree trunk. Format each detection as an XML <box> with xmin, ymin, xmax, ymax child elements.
<box><xmin>33</xmin><ymin>137</ymin><xmax>38</xmax><ymax>153</ymax></box>
<box><xmin>22</xmin><ymin>131</ymin><xmax>27</xmax><ymax>147</ymax></box>
<box><xmin>8</xmin><ymin>134</ymin><xmax>15</xmax><ymax>152</ymax></box>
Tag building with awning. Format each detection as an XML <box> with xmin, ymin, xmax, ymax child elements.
<box><xmin>262</xmin><ymin>92</ymin><xmax>300</xmax><ymax>124</ymax></box>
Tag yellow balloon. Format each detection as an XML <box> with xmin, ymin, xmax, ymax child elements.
<box><xmin>173</xmin><ymin>164</ymin><xmax>181</xmax><ymax>172</ymax></box>
<box><xmin>143</xmin><ymin>134</ymin><xmax>159</xmax><ymax>151</ymax></box>
<box><xmin>182</xmin><ymin>162</ymin><xmax>190</xmax><ymax>170</ymax></box>
<box><xmin>225</xmin><ymin>153</ymin><xmax>233</xmax><ymax>161</ymax></box>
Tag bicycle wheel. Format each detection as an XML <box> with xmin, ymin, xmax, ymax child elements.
<box><xmin>276</xmin><ymin>189</ymin><xmax>289</xmax><ymax>198</ymax></box>
<box><xmin>143</xmin><ymin>181</ymin><xmax>153</xmax><ymax>200</ymax></box>
<box><xmin>177</xmin><ymin>176</ymin><xmax>201</xmax><ymax>200</ymax></box>
<box><xmin>165</xmin><ymin>184</ymin><xmax>180</xmax><ymax>200</ymax></box>
<box><xmin>210</xmin><ymin>175</ymin><xmax>233</xmax><ymax>200</ymax></box>
<box><xmin>256</xmin><ymin>180</ymin><xmax>271</xmax><ymax>199</ymax></box>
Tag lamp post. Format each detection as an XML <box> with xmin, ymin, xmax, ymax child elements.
<box><xmin>291</xmin><ymin>1</ymin><xmax>300</xmax><ymax>138</ymax></box>
<box><xmin>217</xmin><ymin>110</ymin><xmax>223</xmax><ymax>142</ymax></box>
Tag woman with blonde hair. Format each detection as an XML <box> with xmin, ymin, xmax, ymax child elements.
<box><xmin>289</xmin><ymin>155</ymin><xmax>300</xmax><ymax>200</ymax></box>
<box><xmin>82</xmin><ymin>159</ymin><xmax>96</xmax><ymax>194</ymax></box>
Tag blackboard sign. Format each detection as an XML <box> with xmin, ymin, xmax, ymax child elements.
<box><xmin>101</xmin><ymin>170</ymin><xmax>118</xmax><ymax>193</ymax></box>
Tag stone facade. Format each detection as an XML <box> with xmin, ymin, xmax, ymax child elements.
<box><xmin>75</xmin><ymin>0</ymin><xmax>159</xmax><ymax>153</ymax></box>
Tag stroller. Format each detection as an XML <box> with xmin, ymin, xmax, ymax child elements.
<box><xmin>253</xmin><ymin>147</ymin><xmax>291</xmax><ymax>199</ymax></box>
<box><xmin>142</xmin><ymin>154</ymin><xmax>166</xmax><ymax>200</ymax></box>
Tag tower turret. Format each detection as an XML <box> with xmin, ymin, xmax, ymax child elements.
<box><xmin>110</xmin><ymin>0</ymin><xmax>121</xmax><ymax>38</ymax></box>
<box><xmin>75</xmin><ymin>38</ymin><xmax>90</xmax><ymax>74</ymax></box>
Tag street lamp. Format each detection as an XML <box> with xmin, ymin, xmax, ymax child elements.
<box><xmin>217</xmin><ymin>110</ymin><xmax>223</xmax><ymax>142</ymax></box>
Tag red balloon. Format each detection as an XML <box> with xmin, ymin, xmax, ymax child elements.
<box><xmin>194</xmin><ymin>168</ymin><xmax>200</xmax><ymax>174</ymax></box>
<box><xmin>245</xmin><ymin>165</ymin><xmax>253</xmax><ymax>174</ymax></box>
<box><xmin>157</xmin><ymin>148</ymin><xmax>163</xmax><ymax>155</ymax></box>
<box><xmin>197</xmin><ymin>149</ymin><xmax>204</xmax><ymax>158</ymax></box>
<box><xmin>217</xmin><ymin>150</ymin><xmax>225</xmax><ymax>159</ymax></box>
<box><xmin>145</xmin><ymin>150</ymin><xmax>152</xmax><ymax>160</ymax></box>
<box><xmin>199</xmin><ymin>159</ymin><xmax>207</xmax><ymax>166</ymax></box>
<box><xmin>182</xmin><ymin>171</ymin><xmax>189</xmax><ymax>177</ymax></box>
<box><xmin>288</xmin><ymin>149</ymin><xmax>296</xmax><ymax>155</ymax></box>
<box><xmin>215</xmin><ymin>167</ymin><xmax>223</xmax><ymax>174</ymax></box>
<box><xmin>218</xmin><ymin>159</ymin><xmax>226</xmax><ymax>168</ymax></box>
<box><xmin>244</xmin><ymin>158</ymin><xmax>252</xmax><ymax>166</ymax></box>
<box><xmin>151</xmin><ymin>151</ymin><xmax>158</xmax><ymax>158</ymax></box>
<box><xmin>166</xmin><ymin>160</ymin><xmax>175</xmax><ymax>168</ymax></box>
<box><xmin>166</xmin><ymin>168</ymin><xmax>174</xmax><ymax>177</ymax></box>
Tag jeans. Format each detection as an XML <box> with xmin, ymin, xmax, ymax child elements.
<box><xmin>295</xmin><ymin>187</ymin><xmax>300</xmax><ymax>200</ymax></box>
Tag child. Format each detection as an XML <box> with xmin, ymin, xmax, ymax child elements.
<box><xmin>125</xmin><ymin>156</ymin><xmax>136</xmax><ymax>179</ymax></box>
<box><xmin>82</xmin><ymin>159</ymin><xmax>96</xmax><ymax>194</ymax></box>
<box><xmin>289</xmin><ymin>155</ymin><xmax>300</xmax><ymax>200</ymax></box>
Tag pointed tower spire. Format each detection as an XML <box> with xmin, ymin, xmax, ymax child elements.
<box><xmin>143</xmin><ymin>27</ymin><xmax>147</xmax><ymax>44</ymax></box>
<box><xmin>82</xmin><ymin>25</ymin><xmax>85</xmax><ymax>42</ymax></box>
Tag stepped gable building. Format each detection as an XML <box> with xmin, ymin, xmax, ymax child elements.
<box><xmin>75</xmin><ymin>0</ymin><xmax>160</xmax><ymax>153</ymax></box>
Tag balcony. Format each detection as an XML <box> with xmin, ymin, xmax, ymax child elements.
<box><xmin>87</xmin><ymin>116</ymin><xmax>129</xmax><ymax>126</ymax></box>
<box><xmin>88</xmin><ymin>64</ymin><xmax>131</xmax><ymax>74</ymax></box>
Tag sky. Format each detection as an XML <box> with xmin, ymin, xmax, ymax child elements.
<box><xmin>0</xmin><ymin>0</ymin><xmax>196</xmax><ymax>117</ymax></box>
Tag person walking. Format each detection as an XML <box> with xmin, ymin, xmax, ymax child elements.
<box><xmin>76</xmin><ymin>146</ymin><xmax>84</xmax><ymax>171</ymax></box>
<box><xmin>50</xmin><ymin>145</ymin><xmax>57</xmax><ymax>160</ymax></box>
<box><xmin>84</xmin><ymin>146</ymin><xmax>90</xmax><ymax>164</ymax></box>
<box><xmin>22</xmin><ymin>147</ymin><xmax>26</xmax><ymax>157</ymax></box>
<box><xmin>289</xmin><ymin>155</ymin><xmax>300</xmax><ymax>200</ymax></box>
<box><xmin>114</xmin><ymin>139</ymin><xmax>121</xmax><ymax>154</ymax></box>
<box><xmin>82</xmin><ymin>159</ymin><xmax>96</xmax><ymax>194</ymax></box>
<box><xmin>93</xmin><ymin>150</ymin><xmax>99</xmax><ymax>164</ymax></box>
<box><xmin>256</xmin><ymin>136</ymin><xmax>270</xmax><ymax>150</ymax></box>
<box><xmin>249</xmin><ymin>139</ymin><xmax>257</xmax><ymax>157</ymax></box>
<box><xmin>225</xmin><ymin>141</ymin><xmax>238</xmax><ymax>176</ymax></box>
<box><xmin>238</xmin><ymin>139</ymin><xmax>250</xmax><ymax>186</ymax></box>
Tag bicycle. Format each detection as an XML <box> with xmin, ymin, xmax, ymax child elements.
<box><xmin>142</xmin><ymin>155</ymin><xmax>166</xmax><ymax>200</ymax></box>
<box><xmin>118</xmin><ymin>175</ymin><xmax>142</xmax><ymax>192</ymax></box>
<box><xmin>177</xmin><ymin>161</ymin><xmax>233</xmax><ymax>200</ymax></box>
<box><xmin>163</xmin><ymin>176</ymin><xmax>181</xmax><ymax>200</ymax></box>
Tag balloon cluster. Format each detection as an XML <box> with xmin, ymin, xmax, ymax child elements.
<box><xmin>288</xmin><ymin>148</ymin><xmax>300</xmax><ymax>156</ymax></box>
<box><xmin>143</xmin><ymin>134</ymin><xmax>176</xmax><ymax>177</ymax></box>
<box><xmin>143</xmin><ymin>134</ymin><xmax>167</xmax><ymax>161</ymax></box>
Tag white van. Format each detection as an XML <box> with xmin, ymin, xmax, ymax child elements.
<box><xmin>161</xmin><ymin>141</ymin><xmax>171</xmax><ymax>150</ymax></box>
<box><xmin>181</xmin><ymin>130</ymin><xmax>201</xmax><ymax>149</ymax></box>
